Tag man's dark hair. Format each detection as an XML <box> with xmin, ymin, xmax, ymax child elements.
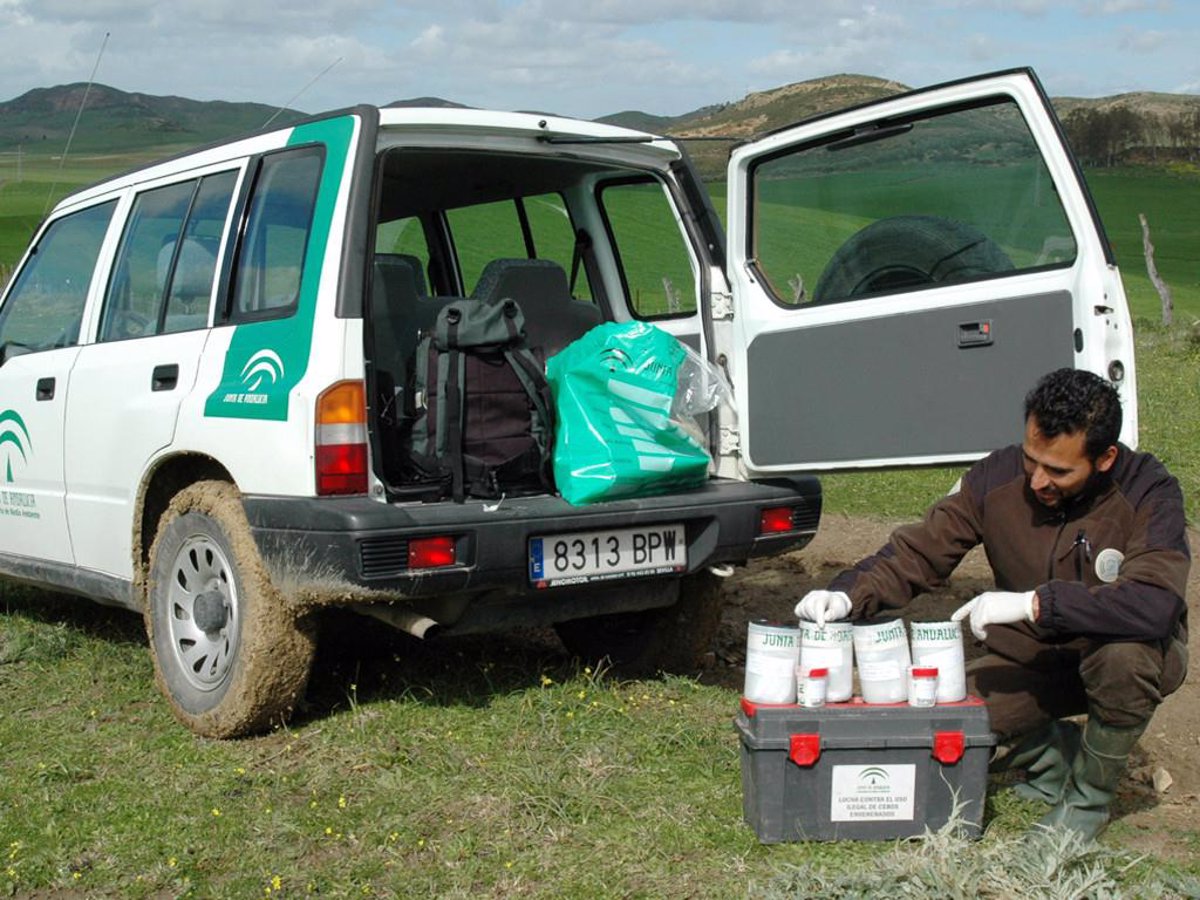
<box><xmin>1024</xmin><ymin>368</ymin><xmax>1122</xmax><ymax>460</ymax></box>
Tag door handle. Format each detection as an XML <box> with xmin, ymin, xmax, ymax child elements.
<box><xmin>36</xmin><ymin>377</ymin><xmax>55</xmax><ymax>401</ymax></box>
<box><xmin>151</xmin><ymin>364</ymin><xmax>179</xmax><ymax>392</ymax></box>
<box><xmin>957</xmin><ymin>320</ymin><xmax>993</xmax><ymax>348</ymax></box>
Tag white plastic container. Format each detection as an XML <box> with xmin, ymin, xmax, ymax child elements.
<box><xmin>798</xmin><ymin>621</ymin><xmax>854</xmax><ymax>702</ymax></box>
<box><xmin>798</xmin><ymin>666</ymin><xmax>828</xmax><ymax>708</ymax></box>
<box><xmin>910</xmin><ymin>620</ymin><xmax>967</xmax><ymax>703</ymax></box>
<box><xmin>852</xmin><ymin>618</ymin><xmax>911</xmax><ymax>704</ymax></box>
<box><xmin>908</xmin><ymin>666</ymin><xmax>939</xmax><ymax>708</ymax></box>
<box><xmin>744</xmin><ymin>620</ymin><xmax>801</xmax><ymax>704</ymax></box>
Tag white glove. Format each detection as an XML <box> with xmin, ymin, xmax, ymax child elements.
<box><xmin>794</xmin><ymin>590</ymin><xmax>852</xmax><ymax>627</ymax></box>
<box><xmin>951</xmin><ymin>590</ymin><xmax>1036</xmax><ymax>641</ymax></box>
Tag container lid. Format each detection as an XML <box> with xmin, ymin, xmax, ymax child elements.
<box><xmin>808</xmin><ymin>667</ymin><xmax>829</xmax><ymax>677</ymax></box>
<box><xmin>911</xmin><ymin>667</ymin><xmax>939</xmax><ymax>677</ymax></box>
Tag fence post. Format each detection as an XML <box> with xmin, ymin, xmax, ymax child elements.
<box><xmin>1139</xmin><ymin>213</ymin><xmax>1173</xmax><ymax>326</ymax></box>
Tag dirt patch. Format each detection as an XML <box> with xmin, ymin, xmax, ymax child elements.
<box><xmin>705</xmin><ymin>514</ymin><xmax>1200</xmax><ymax>858</ymax></box>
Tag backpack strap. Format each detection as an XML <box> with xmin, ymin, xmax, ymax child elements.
<box><xmin>505</xmin><ymin>345</ymin><xmax>555</xmax><ymax>488</ymax></box>
<box><xmin>442</xmin><ymin>307</ymin><xmax>467</xmax><ymax>502</ymax></box>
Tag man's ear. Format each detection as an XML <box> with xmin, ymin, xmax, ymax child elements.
<box><xmin>1095</xmin><ymin>444</ymin><xmax>1118</xmax><ymax>473</ymax></box>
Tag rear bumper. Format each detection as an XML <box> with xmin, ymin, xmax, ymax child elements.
<box><xmin>242</xmin><ymin>476</ymin><xmax>820</xmax><ymax>626</ymax></box>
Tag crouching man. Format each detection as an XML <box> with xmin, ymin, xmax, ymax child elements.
<box><xmin>797</xmin><ymin>368</ymin><xmax>1189</xmax><ymax>841</ymax></box>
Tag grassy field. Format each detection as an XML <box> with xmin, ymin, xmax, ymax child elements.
<box><xmin>2</xmin><ymin>590</ymin><xmax>1198</xmax><ymax>898</ymax></box>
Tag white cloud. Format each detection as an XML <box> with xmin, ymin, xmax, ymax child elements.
<box><xmin>1116</xmin><ymin>27</ymin><xmax>1169</xmax><ymax>51</ymax></box>
<box><xmin>1082</xmin><ymin>0</ymin><xmax>1171</xmax><ymax>14</ymax></box>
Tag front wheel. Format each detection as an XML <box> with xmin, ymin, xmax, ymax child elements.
<box><xmin>145</xmin><ymin>481</ymin><xmax>316</xmax><ymax>738</ymax></box>
<box><xmin>554</xmin><ymin>571</ymin><xmax>724</xmax><ymax>675</ymax></box>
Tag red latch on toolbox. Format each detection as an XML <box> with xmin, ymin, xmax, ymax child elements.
<box><xmin>933</xmin><ymin>730</ymin><xmax>965</xmax><ymax>764</ymax></box>
<box><xmin>788</xmin><ymin>733</ymin><xmax>821</xmax><ymax>767</ymax></box>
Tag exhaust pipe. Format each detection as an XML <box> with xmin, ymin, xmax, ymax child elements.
<box><xmin>353</xmin><ymin>604</ymin><xmax>440</xmax><ymax>640</ymax></box>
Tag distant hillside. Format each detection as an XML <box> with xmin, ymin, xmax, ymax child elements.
<box><xmin>0</xmin><ymin>83</ymin><xmax>306</xmax><ymax>153</ymax></box>
<box><xmin>2</xmin><ymin>76</ymin><xmax>1197</xmax><ymax>175</ymax></box>
<box><xmin>384</xmin><ymin>96</ymin><xmax>469</xmax><ymax>110</ymax></box>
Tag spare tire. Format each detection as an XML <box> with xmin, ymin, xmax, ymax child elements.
<box><xmin>812</xmin><ymin>215</ymin><xmax>1013</xmax><ymax>304</ymax></box>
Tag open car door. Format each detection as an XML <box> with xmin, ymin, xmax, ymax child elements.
<box><xmin>721</xmin><ymin>68</ymin><xmax>1136</xmax><ymax>477</ymax></box>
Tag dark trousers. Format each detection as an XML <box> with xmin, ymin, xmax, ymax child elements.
<box><xmin>965</xmin><ymin>620</ymin><xmax>1188</xmax><ymax>739</ymax></box>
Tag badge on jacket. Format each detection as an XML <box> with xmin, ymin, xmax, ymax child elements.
<box><xmin>1095</xmin><ymin>548</ymin><xmax>1124</xmax><ymax>583</ymax></box>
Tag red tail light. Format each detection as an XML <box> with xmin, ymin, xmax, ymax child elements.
<box><xmin>408</xmin><ymin>536</ymin><xmax>456</xmax><ymax>569</ymax></box>
<box><xmin>316</xmin><ymin>381</ymin><xmax>368</xmax><ymax>495</ymax></box>
<box><xmin>759</xmin><ymin>506</ymin><xmax>794</xmax><ymax>535</ymax></box>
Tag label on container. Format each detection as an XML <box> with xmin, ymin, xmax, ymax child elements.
<box><xmin>830</xmin><ymin>764</ymin><xmax>916</xmax><ymax>822</ymax></box>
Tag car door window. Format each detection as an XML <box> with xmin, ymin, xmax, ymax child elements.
<box><xmin>101</xmin><ymin>181</ymin><xmax>196</xmax><ymax>341</ymax></box>
<box><xmin>0</xmin><ymin>200</ymin><xmax>117</xmax><ymax>355</ymax></box>
<box><xmin>161</xmin><ymin>171</ymin><xmax>237</xmax><ymax>333</ymax></box>
<box><xmin>750</xmin><ymin>98</ymin><xmax>1077</xmax><ymax>307</ymax></box>
<box><xmin>100</xmin><ymin>172</ymin><xmax>237</xmax><ymax>342</ymax></box>
<box><xmin>598</xmin><ymin>178</ymin><xmax>695</xmax><ymax>318</ymax></box>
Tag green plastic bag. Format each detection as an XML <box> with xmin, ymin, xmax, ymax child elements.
<box><xmin>546</xmin><ymin>321</ymin><xmax>711</xmax><ymax>505</ymax></box>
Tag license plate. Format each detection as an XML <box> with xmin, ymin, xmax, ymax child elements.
<box><xmin>529</xmin><ymin>523</ymin><xmax>687</xmax><ymax>587</ymax></box>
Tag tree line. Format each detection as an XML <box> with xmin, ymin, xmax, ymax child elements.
<box><xmin>1062</xmin><ymin>105</ymin><xmax>1200</xmax><ymax>167</ymax></box>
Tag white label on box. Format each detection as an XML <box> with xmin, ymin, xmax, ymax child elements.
<box><xmin>830</xmin><ymin>764</ymin><xmax>916</xmax><ymax>822</ymax></box>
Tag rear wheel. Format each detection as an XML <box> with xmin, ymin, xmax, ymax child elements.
<box><xmin>554</xmin><ymin>571</ymin><xmax>724</xmax><ymax>675</ymax></box>
<box><xmin>145</xmin><ymin>480</ymin><xmax>316</xmax><ymax>738</ymax></box>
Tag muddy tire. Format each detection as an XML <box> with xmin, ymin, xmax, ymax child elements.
<box><xmin>812</xmin><ymin>215</ymin><xmax>1013</xmax><ymax>303</ymax></box>
<box><xmin>554</xmin><ymin>571</ymin><xmax>724</xmax><ymax>675</ymax></box>
<box><xmin>145</xmin><ymin>480</ymin><xmax>316</xmax><ymax>738</ymax></box>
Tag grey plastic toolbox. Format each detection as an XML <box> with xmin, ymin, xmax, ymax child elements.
<box><xmin>735</xmin><ymin>696</ymin><xmax>996</xmax><ymax>842</ymax></box>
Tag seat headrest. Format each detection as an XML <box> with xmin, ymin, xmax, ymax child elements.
<box><xmin>472</xmin><ymin>258</ymin><xmax>571</xmax><ymax>305</ymax></box>
<box><xmin>375</xmin><ymin>253</ymin><xmax>428</xmax><ymax>297</ymax></box>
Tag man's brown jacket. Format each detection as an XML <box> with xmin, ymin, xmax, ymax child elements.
<box><xmin>829</xmin><ymin>444</ymin><xmax>1189</xmax><ymax>645</ymax></box>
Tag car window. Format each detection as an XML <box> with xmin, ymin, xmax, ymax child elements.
<box><xmin>0</xmin><ymin>200</ymin><xmax>116</xmax><ymax>354</ymax></box>
<box><xmin>230</xmin><ymin>147</ymin><xmax>323</xmax><ymax>320</ymax></box>
<box><xmin>100</xmin><ymin>172</ymin><xmax>237</xmax><ymax>342</ymax></box>
<box><xmin>598</xmin><ymin>178</ymin><xmax>695</xmax><ymax>318</ymax></box>
<box><xmin>375</xmin><ymin>216</ymin><xmax>430</xmax><ymax>289</ymax></box>
<box><xmin>446</xmin><ymin>200</ymin><xmax>528</xmax><ymax>294</ymax></box>
<box><xmin>162</xmin><ymin>171</ymin><xmax>238</xmax><ymax>333</ymax></box>
<box><xmin>750</xmin><ymin>98</ymin><xmax>1077</xmax><ymax>307</ymax></box>
<box><xmin>521</xmin><ymin>194</ymin><xmax>592</xmax><ymax>301</ymax></box>
<box><xmin>445</xmin><ymin>194</ymin><xmax>593</xmax><ymax>300</ymax></box>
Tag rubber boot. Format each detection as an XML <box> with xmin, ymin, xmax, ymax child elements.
<box><xmin>1036</xmin><ymin>714</ymin><xmax>1147</xmax><ymax>841</ymax></box>
<box><xmin>1004</xmin><ymin>720</ymin><xmax>1081</xmax><ymax>805</ymax></box>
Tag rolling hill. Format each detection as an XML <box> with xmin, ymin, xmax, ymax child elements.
<box><xmin>1</xmin><ymin>74</ymin><xmax>1197</xmax><ymax>173</ymax></box>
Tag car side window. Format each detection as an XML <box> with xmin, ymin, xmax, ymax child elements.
<box><xmin>750</xmin><ymin>98</ymin><xmax>1077</xmax><ymax>307</ymax></box>
<box><xmin>162</xmin><ymin>171</ymin><xmax>238</xmax><ymax>333</ymax></box>
<box><xmin>100</xmin><ymin>172</ymin><xmax>237</xmax><ymax>342</ymax></box>
<box><xmin>230</xmin><ymin>147</ymin><xmax>323</xmax><ymax>320</ymax></box>
<box><xmin>597</xmin><ymin>178</ymin><xmax>695</xmax><ymax>318</ymax></box>
<box><xmin>0</xmin><ymin>200</ymin><xmax>117</xmax><ymax>355</ymax></box>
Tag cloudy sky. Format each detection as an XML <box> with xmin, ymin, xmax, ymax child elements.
<box><xmin>0</xmin><ymin>0</ymin><xmax>1196</xmax><ymax>119</ymax></box>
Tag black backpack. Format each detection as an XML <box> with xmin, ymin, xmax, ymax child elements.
<box><xmin>404</xmin><ymin>296</ymin><xmax>555</xmax><ymax>502</ymax></box>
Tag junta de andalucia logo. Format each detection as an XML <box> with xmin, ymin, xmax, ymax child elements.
<box><xmin>0</xmin><ymin>409</ymin><xmax>32</xmax><ymax>483</ymax></box>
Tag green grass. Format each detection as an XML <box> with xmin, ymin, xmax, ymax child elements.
<box><xmin>1086</xmin><ymin>166</ymin><xmax>1200</xmax><ymax>323</ymax></box>
<box><xmin>2</xmin><ymin>590</ymin><xmax>1196</xmax><ymax>897</ymax></box>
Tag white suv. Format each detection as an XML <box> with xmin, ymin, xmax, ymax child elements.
<box><xmin>0</xmin><ymin>68</ymin><xmax>1136</xmax><ymax>736</ymax></box>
